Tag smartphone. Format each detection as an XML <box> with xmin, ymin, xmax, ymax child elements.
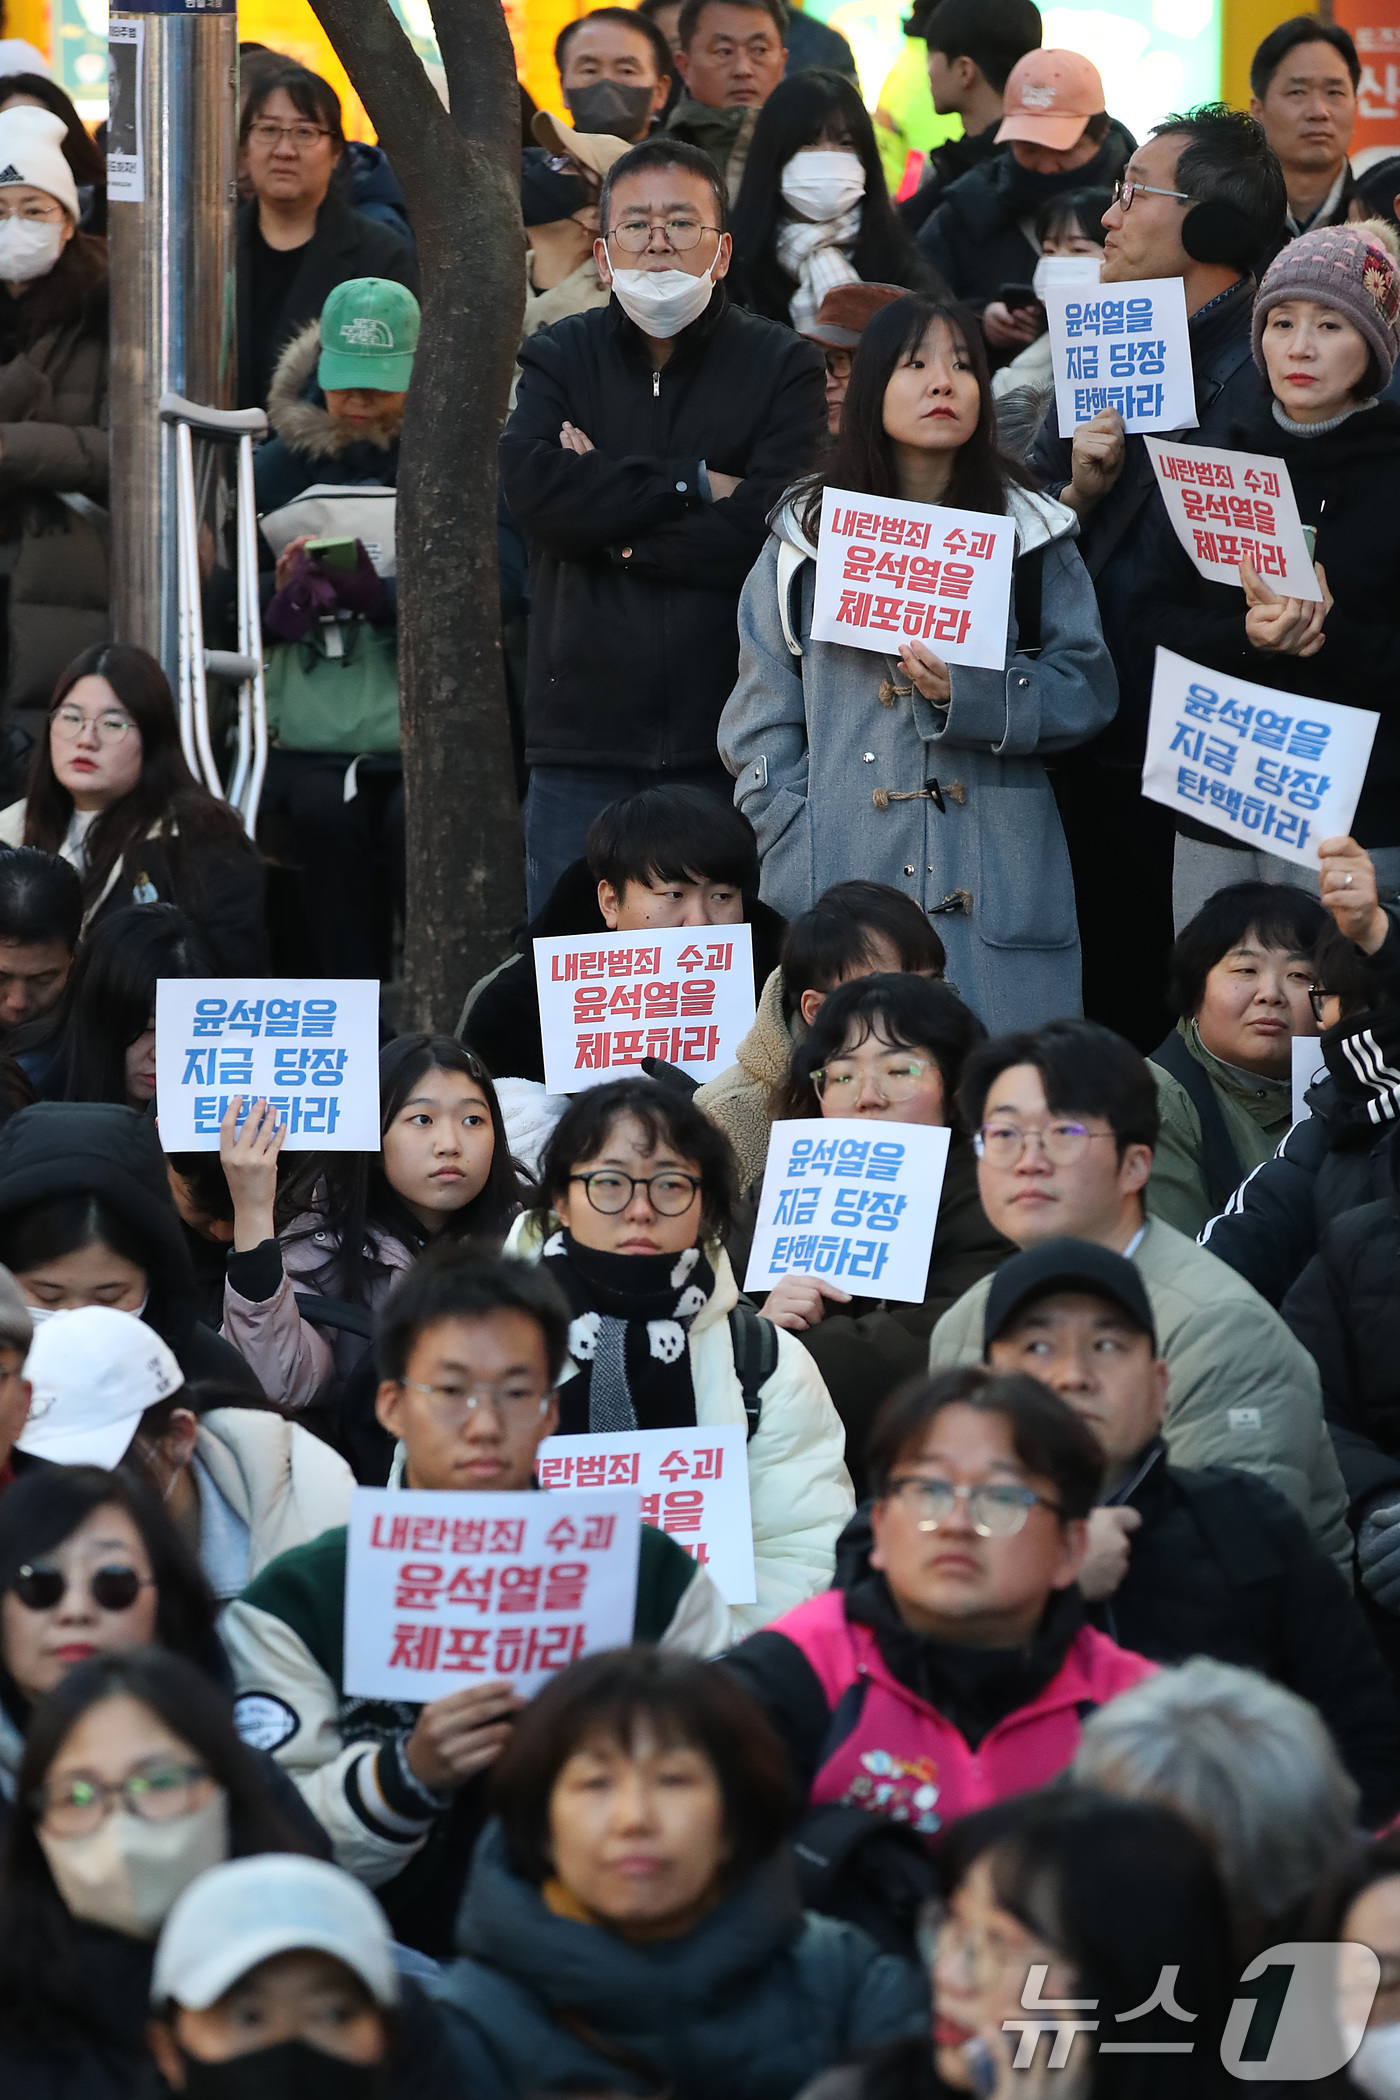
<box><xmin>1302</xmin><ymin>524</ymin><xmax>1318</xmax><ymax>561</ymax></box>
<box><xmin>303</xmin><ymin>534</ymin><xmax>359</xmax><ymax>571</ymax></box>
<box><xmin>999</xmin><ymin>283</ymin><xmax>1039</xmax><ymax>311</ymax></box>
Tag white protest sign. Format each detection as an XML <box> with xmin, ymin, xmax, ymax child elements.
<box><xmin>1292</xmin><ymin>1033</ymin><xmax>1326</xmax><ymax>1126</ymax></box>
<box><xmin>342</xmin><ymin>1486</ymin><xmax>642</xmax><ymax>1702</ymax></box>
<box><xmin>534</xmin><ymin>924</ymin><xmax>755</xmax><ymax>1095</ymax></box>
<box><xmin>1043</xmin><ymin>275</ymin><xmax>1196</xmax><ymax>435</ymax></box>
<box><xmin>1142</xmin><ymin>649</ymin><xmax>1380</xmax><ymax>871</ymax></box>
<box><xmin>539</xmin><ymin>1425</ymin><xmax>755</xmax><ymax>1604</ymax></box>
<box><xmin>745</xmin><ymin>1120</ymin><xmax>951</xmax><ymax>1305</ymax></box>
<box><xmin>154</xmin><ymin>978</ymin><xmax>381</xmax><ymax>1151</ymax></box>
<box><xmin>107</xmin><ymin>20</ymin><xmax>144</xmax><ymax>204</ymax></box>
<box><xmin>810</xmin><ymin>488</ymin><xmax>1014</xmax><ymax>672</ymax></box>
<box><xmin>1145</xmin><ymin>439</ymin><xmax>1321</xmax><ymax>602</ymax></box>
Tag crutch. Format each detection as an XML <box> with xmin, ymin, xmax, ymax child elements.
<box><xmin>158</xmin><ymin>394</ymin><xmax>270</xmax><ymax>838</ymax></box>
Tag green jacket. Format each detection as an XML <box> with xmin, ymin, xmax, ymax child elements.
<box><xmin>1147</xmin><ymin>1021</ymin><xmax>1293</xmax><ymax>1239</ymax></box>
<box><xmin>664</xmin><ymin>95</ymin><xmax>759</xmax><ymax>200</ymax></box>
<box><xmin>926</xmin><ymin>1215</ymin><xmax>1353</xmax><ymax>1573</ymax></box>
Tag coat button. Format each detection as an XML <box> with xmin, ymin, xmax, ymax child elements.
<box><xmin>862</xmin><ymin>751</ymin><xmax>875</xmax><ymax>763</ymax></box>
<box><xmin>1017</xmin><ymin>676</ymin><xmax>1029</xmax><ymax>688</ymax></box>
<box><xmin>927</xmin><ymin>865</ymin><xmax>935</xmax><ymax>873</ymax></box>
<box><xmin>903</xmin><ymin>865</ymin><xmax>915</xmax><ymax>876</ymax></box>
<box><xmin>621</xmin><ymin>546</ymin><xmax>632</xmax><ymax>558</ymax></box>
<box><xmin>676</xmin><ymin>480</ymin><xmax>688</xmax><ymax>492</ymax></box>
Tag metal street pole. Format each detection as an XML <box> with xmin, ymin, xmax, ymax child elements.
<box><xmin>107</xmin><ymin>0</ymin><xmax>237</xmax><ymax>676</ymax></box>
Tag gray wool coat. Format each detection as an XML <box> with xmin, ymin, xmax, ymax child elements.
<box><xmin>718</xmin><ymin>485</ymin><xmax>1118</xmax><ymax>1035</ymax></box>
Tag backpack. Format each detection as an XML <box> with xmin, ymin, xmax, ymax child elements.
<box><xmin>728</xmin><ymin>1295</ymin><xmax>780</xmax><ymax>1440</ymax></box>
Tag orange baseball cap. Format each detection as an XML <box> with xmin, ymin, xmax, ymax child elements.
<box><xmin>995</xmin><ymin>49</ymin><xmax>1106</xmax><ymax>151</ymax></box>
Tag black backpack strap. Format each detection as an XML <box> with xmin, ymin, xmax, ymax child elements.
<box><xmin>1150</xmin><ymin>1029</ymin><xmax>1246</xmax><ymax>1213</ymax></box>
<box><xmin>728</xmin><ymin>1297</ymin><xmax>779</xmax><ymax>1440</ymax></box>
<box><xmin>1013</xmin><ymin>543</ymin><xmax>1048</xmax><ymax>656</ymax></box>
<box><xmin>293</xmin><ymin>1292</ymin><xmax>376</xmax><ymax>1340</ymax></box>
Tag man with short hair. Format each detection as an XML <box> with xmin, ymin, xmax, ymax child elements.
<box><xmin>724</xmin><ymin>1366</ymin><xmax>1155</xmax><ymax>1838</ymax></box>
<box><xmin>501</xmin><ymin>136</ymin><xmax>824</xmax><ymax>914</ymax></box>
<box><xmin>918</xmin><ymin>48</ymin><xmax>1132</xmax><ymax>351</ymax></box>
<box><xmin>694</xmin><ymin>879</ymin><xmax>946</xmax><ymax>1189</ymax></box>
<box><xmin>666</xmin><ymin>0</ymin><xmax>788</xmax><ymax>198</ymax></box>
<box><xmin>0</xmin><ymin>846</ymin><xmax>80</xmax><ymax>1040</ymax></box>
<box><xmin>925</xmin><ymin>1018</ymin><xmax>1352</xmax><ymax>1564</ymax></box>
<box><xmin>1250</xmin><ymin>16</ymin><xmax>1359</xmax><ymax>240</ymax></box>
<box><xmin>897</xmin><ymin>0</ymin><xmax>1042</xmax><ymax>234</ymax></box>
<box><xmin>1030</xmin><ymin>105</ymin><xmax>1288</xmax><ymax>1050</ymax></box>
<box><xmin>555</xmin><ymin>6</ymin><xmax>674</xmax><ymax>143</ymax></box>
<box><xmin>984</xmin><ymin>1238</ymin><xmax>1400</xmax><ymax>1825</ymax></box>
<box><xmin>223</xmin><ymin>1246</ymin><xmax>732</xmax><ymax>1954</ymax></box>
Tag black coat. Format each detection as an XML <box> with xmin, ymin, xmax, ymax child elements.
<box><xmin>1029</xmin><ymin>277</ymin><xmax>1261</xmax><ymax>763</ymax></box>
<box><xmin>916</xmin><ymin>123</ymin><xmax>1133</xmax><ymax>321</ymax></box>
<box><xmin>0</xmin><ymin>1102</ymin><xmax>260</xmax><ymax>1396</ymax></box>
<box><xmin>235</xmin><ymin>188</ymin><xmax>419</xmax><ymax>411</ymax></box>
<box><xmin>897</xmin><ymin>123</ymin><xmax>1002</xmax><ymax>237</ymax></box>
<box><xmin>1091</xmin><ymin>1440</ymin><xmax>1400</xmax><ymax>1826</ymax></box>
<box><xmin>1135</xmin><ymin>397</ymin><xmax>1400</xmax><ymax>844</ymax></box>
<box><xmin>499</xmin><ymin>288</ymin><xmax>826</xmax><ymax>772</ymax></box>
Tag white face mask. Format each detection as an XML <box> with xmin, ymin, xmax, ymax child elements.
<box><xmin>1351</xmin><ymin>2024</ymin><xmax>1400</xmax><ymax>2100</ymax></box>
<box><xmin>0</xmin><ymin>217</ymin><xmax>64</xmax><ymax>282</ymax></box>
<box><xmin>38</xmin><ymin>1789</ymin><xmax>228</xmax><ymax>1939</ymax></box>
<box><xmin>780</xmin><ymin>149</ymin><xmax>866</xmax><ymax>224</ymax></box>
<box><xmin>607</xmin><ymin>254</ymin><xmax>720</xmax><ymax>340</ymax></box>
<box><xmin>1032</xmin><ymin>251</ymin><xmax>1103</xmax><ymax>302</ymax></box>
<box><xmin>26</xmin><ymin>1290</ymin><xmax>149</xmax><ymax>1328</ymax></box>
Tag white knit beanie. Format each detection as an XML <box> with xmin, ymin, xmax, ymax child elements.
<box><xmin>0</xmin><ymin>105</ymin><xmax>79</xmax><ymax>221</ymax></box>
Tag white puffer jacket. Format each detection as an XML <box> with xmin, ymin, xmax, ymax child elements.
<box><xmin>196</xmin><ymin>1405</ymin><xmax>355</xmax><ymax>1590</ymax></box>
<box><xmin>505</xmin><ymin>1213</ymin><xmax>855</xmax><ymax>1632</ymax></box>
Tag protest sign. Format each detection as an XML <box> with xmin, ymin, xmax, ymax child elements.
<box><xmin>745</xmin><ymin>1120</ymin><xmax>951</xmax><ymax>1304</ymax></box>
<box><xmin>154</xmin><ymin>978</ymin><xmax>380</xmax><ymax>1151</ymax></box>
<box><xmin>1043</xmin><ymin>276</ymin><xmax>1196</xmax><ymax>435</ymax></box>
<box><xmin>810</xmin><ymin>488</ymin><xmax>1014</xmax><ymax>671</ymax></box>
<box><xmin>1142</xmin><ymin>650</ymin><xmax>1380</xmax><ymax>871</ymax></box>
<box><xmin>534</xmin><ymin>924</ymin><xmax>755</xmax><ymax>1095</ymax></box>
<box><xmin>1292</xmin><ymin>1033</ymin><xmax>1327</xmax><ymax>1127</ymax></box>
<box><xmin>1145</xmin><ymin>440</ymin><xmax>1321</xmax><ymax>601</ymax></box>
<box><xmin>342</xmin><ymin>1486</ymin><xmax>642</xmax><ymax>1702</ymax></box>
<box><xmin>539</xmin><ymin>1425</ymin><xmax>756</xmax><ymax>1604</ymax></box>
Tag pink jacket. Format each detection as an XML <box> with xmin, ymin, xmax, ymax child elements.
<box><xmin>221</xmin><ymin>1212</ymin><xmax>412</xmax><ymax>1412</ymax></box>
<box><xmin>771</xmin><ymin>1588</ymin><xmax>1157</xmax><ymax>1839</ymax></box>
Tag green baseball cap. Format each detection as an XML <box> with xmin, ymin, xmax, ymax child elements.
<box><xmin>318</xmin><ymin>278</ymin><xmax>421</xmax><ymax>394</ymax></box>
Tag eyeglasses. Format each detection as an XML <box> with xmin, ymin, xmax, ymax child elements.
<box><xmin>885</xmin><ymin>1474</ymin><xmax>1062</xmax><ymax>1536</ymax></box>
<box><xmin>49</xmin><ymin>705</ymin><xmax>135</xmax><ymax>744</ymax></box>
<box><xmin>1308</xmin><ymin>985</ymin><xmax>1335</xmax><ymax>1025</ymax></box>
<box><xmin>0</xmin><ymin>200</ymin><xmax>64</xmax><ymax>223</ymax></box>
<box><xmin>397</xmin><ymin>1376</ymin><xmax>554</xmax><ymax>1426</ymax></box>
<box><xmin>34</xmin><ymin>1760</ymin><xmax>212</xmax><ymax>1838</ymax></box>
<box><xmin>1111</xmin><ymin>177</ymin><xmax>1190</xmax><ymax>211</ymax></box>
<box><xmin>607</xmin><ymin>217</ymin><xmax>719</xmax><ymax>253</ymax></box>
<box><xmin>247</xmin><ymin>120</ymin><xmax>332</xmax><ymax>149</ymax></box>
<box><xmin>813</xmin><ymin>1057</ymin><xmax>932</xmax><ymax>1105</ymax></box>
<box><xmin>10</xmin><ymin>1562</ymin><xmax>155</xmax><ymax>1613</ymax></box>
<box><xmin>569</xmin><ymin>1169</ymin><xmax>702</xmax><ymax>1216</ymax></box>
<box><xmin>974</xmin><ymin>1120</ymin><xmax>1116</xmax><ymax>1167</ymax></box>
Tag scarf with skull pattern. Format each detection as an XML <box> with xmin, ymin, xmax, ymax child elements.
<box><xmin>540</xmin><ymin>1229</ymin><xmax>715</xmax><ymax>1434</ymax></box>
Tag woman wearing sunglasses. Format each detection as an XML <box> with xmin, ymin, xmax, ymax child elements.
<box><xmin>760</xmin><ymin>973</ymin><xmax>1011</xmax><ymax>1500</ymax></box>
<box><xmin>508</xmin><ymin>1077</ymin><xmax>854</xmax><ymax>1631</ymax></box>
<box><xmin>0</xmin><ymin>1647</ymin><xmax>323</xmax><ymax>2099</ymax></box>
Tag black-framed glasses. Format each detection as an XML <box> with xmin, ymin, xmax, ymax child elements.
<box><xmin>885</xmin><ymin>1474</ymin><xmax>1062</xmax><ymax>1537</ymax></box>
<box><xmin>34</xmin><ymin>1760</ymin><xmax>212</xmax><ymax>1837</ymax></box>
<box><xmin>247</xmin><ymin>120</ymin><xmax>332</xmax><ymax>148</ymax></box>
<box><xmin>607</xmin><ymin>217</ymin><xmax>719</xmax><ymax>253</ymax></box>
<box><xmin>570</xmin><ymin>1169</ymin><xmax>702</xmax><ymax>1216</ymax></box>
<box><xmin>11</xmin><ymin>1562</ymin><xmax>155</xmax><ymax>1613</ymax></box>
<box><xmin>1111</xmin><ymin>177</ymin><xmax>1190</xmax><ymax>211</ymax></box>
<box><xmin>1308</xmin><ymin>985</ymin><xmax>1335</xmax><ymax>1025</ymax></box>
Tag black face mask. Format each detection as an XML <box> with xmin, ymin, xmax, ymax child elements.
<box><xmin>564</xmin><ymin>79</ymin><xmax>655</xmax><ymax>139</ymax></box>
<box><xmin>179</xmin><ymin>2040</ymin><xmax>384</xmax><ymax>2100</ymax></box>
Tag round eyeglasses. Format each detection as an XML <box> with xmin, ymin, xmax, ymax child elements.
<box><xmin>569</xmin><ymin>1169</ymin><xmax>702</xmax><ymax>1216</ymax></box>
<box><xmin>607</xmin><ymin>217</ymin><xmax>719</xmax><ymax>254</ymax></box>
<box><xmin>49</xmin><ymin>705</ymin><xmax>135</xmax><ymax>744</ymax></box>
<box><xmin>885</xmin><ymin>1474</ymin><xmax>1062</xmax><ymax>1537</ymax></box>
<box><xmin>11</xmin><ymin>1562</ymin><xmax>155</xmax><ymax>1613</ymax></box>
<box><xmin>813</xmin><ymin>1057</ymin><xmax>932</xmax><ymax>1105</ymax></box>
<box><xmin>35</xmin><ymin>1760</ymin><xmax>213</xmax><ymax>1837</ymax></box>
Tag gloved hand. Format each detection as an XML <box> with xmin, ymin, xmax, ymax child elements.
<box><xmin>1358</xmin><ymin>1502</ymin><xmax>1400</xmax><ymax>1611</ymax></box>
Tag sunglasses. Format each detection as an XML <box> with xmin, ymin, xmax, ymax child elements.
<box><xmin>11</xmin><ymin>1562</ymin><xmax>154</xmax><ymax>1613</ymax></box>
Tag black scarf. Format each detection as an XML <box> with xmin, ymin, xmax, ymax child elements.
<box><xmin>540</xmin><ymin>1229</ymin><xmax>716</xmax><ymax>1434</ymax></box>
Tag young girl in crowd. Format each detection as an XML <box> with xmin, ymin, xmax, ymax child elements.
<box><xmin>720</xmin><ymin>291</ymin><xmax>1118</xmax><ymax>1036</ymax></box>
<box><xmin>0</xmin><ymin>1649</ymin><xmax>321</xmax><ymax>2098</ymax></box>
<box><xmin>762</xmin><ymin>973</ymin><xmax>1009</xmax><ymax>1496</ymax></box>
<box><xmin>19</xmin><ymin>901</ymin><xmax>211</xmax><ymax>1108</ymax></box>
<box><xmin>509</xmin><ymin>1076</ymin><xmax>853</xmax><ymax>1629</ymax></box>
<box><xmin>1137</xmin><ymin>222</ymin><xmax>1400</xmax><ymax>924</ymax></box>
<box><xmin>433</xmin><ymin>1649</ymin><xmax>926</xmax><ymax>2100</ymax></box>
<box><xmin>990</xmin><ymin>187</ymin><xmax>1108</xmax><ymax>410</ymax></box>
<box><xmin>221</xmin><ymin>1033</ymin><xmax>525</xmax><ymax>1412</ymax></box>
<box><xmin>0</xmin><ymin>644</ymin><xmax>266</xmax><ymax>973</ymax></box>
<box><xmin>728</xmin><ymin>70</ymin><xmax>931</xmax><ymax>331</ymax></box>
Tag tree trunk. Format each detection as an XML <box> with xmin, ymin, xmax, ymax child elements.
<box><xmin>307</xmin><ymin>0</ymin><xmax>526</xmax><ymax>1031</ymax></box>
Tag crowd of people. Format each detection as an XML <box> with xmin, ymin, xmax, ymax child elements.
<box><xmin>4</xmin><ymin>2</ymin><xmax>1400</xmax><ymax>2096</ymax></box>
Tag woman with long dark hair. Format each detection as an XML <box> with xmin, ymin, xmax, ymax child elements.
<box><xmin>720</xmin><ymin>291</ymin><xmax>1117</xmax><ymax>1033</ymax></box>
<box><xmin>222</xmin><ymin>1034</ymin><xmax>527</xmax><ymax>1412</ymax></box>
<box><xmin>18</xmin><ymin>901</ymin><xmax>212</xmax><ymax>1108</ymax></box>
<box><xmin>0</xmin><ymin>644</ymin><xmax>266</xmax><ymax>973</ymax></box>
<box><xmin>728</xmin><ymin>72</ymin><xmax>933</xmax><ymax>330</ymax></box>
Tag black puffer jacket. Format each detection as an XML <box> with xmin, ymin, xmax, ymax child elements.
<box><xmin>1091</xmin><ymin>1439</ymin><xmax>1400</xmax><ymax>1826</ymax></box>
<box><xmin>0</xmin><ymin>1102</ymin><xmax>258</xmax><ymax>1394</ymax></box>
<box><xmin>500</xmin><ymin>287</ymin><xmax>825</xmax><ymax>772</ymax></box>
